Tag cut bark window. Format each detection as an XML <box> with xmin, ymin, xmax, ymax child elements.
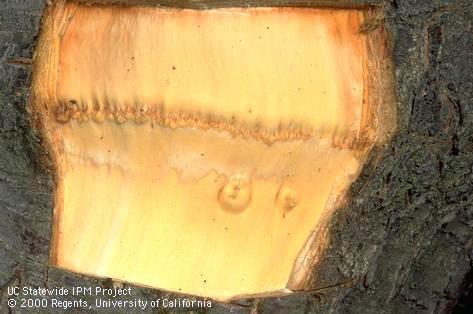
<box><xmin>31</xmin><ymin>1</ymin><xmax>395</xmax><ymax>301</ymax></box>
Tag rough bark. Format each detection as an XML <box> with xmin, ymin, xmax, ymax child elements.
<box><xmin>1</xmin><ymin>0</ymin><xmax>472</xmax><ymax>313</ymax></box>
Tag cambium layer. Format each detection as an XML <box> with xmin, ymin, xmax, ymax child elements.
<box><xmin>31</xmin><ymin>0</ymin><xmax>395</xmax><ymax>301</ymax></box>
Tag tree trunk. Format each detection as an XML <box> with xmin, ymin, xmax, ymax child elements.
<box><xmin>1</xmin><ymin>0</ymin><xmax>472</xmax><ymax>313</ymax></box>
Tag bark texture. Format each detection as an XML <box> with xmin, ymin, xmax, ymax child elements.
<box><xmin>1</xmin><ymin>0</ymin><xmax>472</xmax><ymax>313</ymax></box>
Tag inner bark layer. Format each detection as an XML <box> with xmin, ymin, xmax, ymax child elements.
<box><xmin>31</xmin><ymin>1</ymin><xmax>394</xmax><ymax>300</ymax></box>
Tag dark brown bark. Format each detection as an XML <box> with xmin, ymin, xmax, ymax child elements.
<box><xmin>1</xmin><ymin>0</ymin><xmax>472</xmax><ymax>313</ymax></box>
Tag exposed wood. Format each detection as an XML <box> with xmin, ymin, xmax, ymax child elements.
<box><xmin>31</xmin><ymin>1</ymin><xmax>394</xmax><ymax>300</ymax></box>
